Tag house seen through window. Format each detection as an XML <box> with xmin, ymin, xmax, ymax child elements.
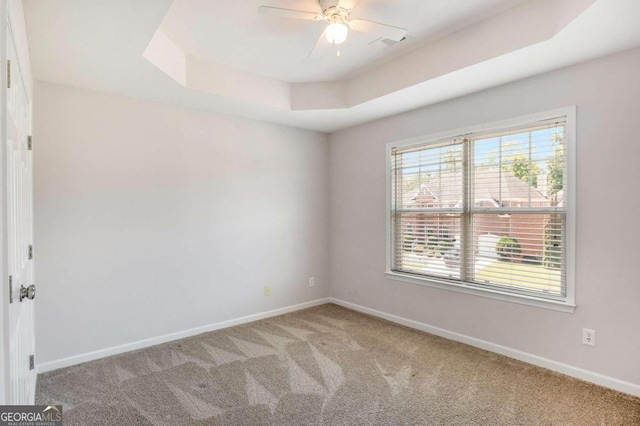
<box><xmin>389</xmin><ymin>114</ymin><xmax>571</xmax><ymax>305</ymax></box>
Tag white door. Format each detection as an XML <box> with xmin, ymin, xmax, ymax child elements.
<box><xmin>4</xmin><ymin>12</ymin><xmax>35</xmax><ymax>404</ymax></box>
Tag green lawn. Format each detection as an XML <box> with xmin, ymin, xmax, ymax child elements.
<box><xmin>397</xmin><ymin>254</ymin><xmax>562</xmax><ymax>295</ymax></box>
<box><xmin>475</xmin><ymin>261</ymin><xmax>561</xmax><ymax>294</ymax></box>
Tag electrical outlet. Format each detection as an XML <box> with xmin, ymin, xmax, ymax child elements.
<box><xmin>264</xmin><ymin>285</ymin><xmax>272</xmax><ymax>296</ymax></box>
<box><xmin>582</xmin><ymin>328</ymin><xmax>596</xmax><ymax>346</ymax></box>
<box><xmin>309</xmin><ymin>277</ymin><xmax>315</xmax><ymax>287</ymax></box>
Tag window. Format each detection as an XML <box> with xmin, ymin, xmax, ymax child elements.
<box><xmin>386</xmin><ymin>108</ymin><xmax>575</xmax><ymax>312</ymax></box>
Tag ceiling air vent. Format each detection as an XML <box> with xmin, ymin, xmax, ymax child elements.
<box><xmin>369</xmin><ymin>36</ymin><xmax>408</xmax><ymax>49</ymax></box>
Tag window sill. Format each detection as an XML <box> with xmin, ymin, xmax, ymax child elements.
<box><xmin>385</xmin><ymin>271</ymin><xmax>576</xmax><ymax>313</ymax></box>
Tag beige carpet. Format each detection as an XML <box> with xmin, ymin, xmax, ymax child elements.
<box><xmin>36</xmin><ymin>304</ymin><xmax>640</xmax><ymax>425</ymax></box>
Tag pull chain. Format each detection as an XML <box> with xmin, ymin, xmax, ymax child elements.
<box><xmin>332</xmin><ymin>39</ymin><xmax>340</xmax><ymax>57</ymax></box>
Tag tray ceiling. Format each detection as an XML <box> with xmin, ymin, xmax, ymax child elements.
<box><xmin>23</xmin><ymin>0</ymin><xmax>640</xmax><ymax>132</ymax></box>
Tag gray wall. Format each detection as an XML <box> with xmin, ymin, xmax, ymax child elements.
<box><xmin>329</xmin><ymin>47</ymin><xmax>640</xmax><ymax>386</ymax></box>
<box><xmin>34</xmin><ymin>82</ymin><xmax>329</xmax><ymax>364</ymax></box>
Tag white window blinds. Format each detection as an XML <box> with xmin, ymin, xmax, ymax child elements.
<box><xmin>390</xmin><ymin>118</ymin><xmax>567</xmax><ymax>301</ymax></box>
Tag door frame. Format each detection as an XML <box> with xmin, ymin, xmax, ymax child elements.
<box><xmin>0</xmin><ymin>0</ymin><xmax>9</xmax><ymax>404</ymax></box>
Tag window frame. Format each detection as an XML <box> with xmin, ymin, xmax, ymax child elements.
<box><xmin>385</xmin><ymin>107</ymin><xmax>576</xmax><ymax>313</ymax></box>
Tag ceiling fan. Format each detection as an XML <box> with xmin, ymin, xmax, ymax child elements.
<box><xmin>258</xmin><ymin>0</ymin><xmax>408</xmax><ymax>56</ymax></box>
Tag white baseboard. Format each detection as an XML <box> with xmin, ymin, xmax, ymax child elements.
<box><xmin>329</xmin><ymin>297</ymin><xmax>640</xmax><ymax>398</ymax></box>
<box><xmin>37</xmin><ymin>298</ymin><xmax>331</xmax><ymax>374</ymax></box>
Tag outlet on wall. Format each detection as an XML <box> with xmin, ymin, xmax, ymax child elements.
<box><xmin>309</xmin><ymin>277</ymin><xmax>315</xmax><ymax>287</ymax></box>
<box><xmin>582</xmin><ymin>328</ymin><xmax>596</xmax><ymax>346</ymax></box>
<box><xmin>264</xmin><ymin>285</ymin><xmax>272</xmax><ymax>296</ymax></box>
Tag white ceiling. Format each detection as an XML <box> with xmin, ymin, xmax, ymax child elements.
<box><xmin>160</xmin><ymin>0</ymin><xmax>524</xmax><ymax>83</ymax></box>
<box><xmin>23</xmin><ymin>0</ymin><xmax>640</xmax><ymax>133</ymax></box>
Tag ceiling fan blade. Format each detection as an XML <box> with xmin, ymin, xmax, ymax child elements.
<box><xmin>308</xmin><ymin>27</ymin><xmax>331</xmax><ymax>58</ymax></box>
<box><xmin>258</xmin><ymin>6</ymin><xmax>323</xmax><ymax>21</ymax></box>
<box><xmin>349</xmin><ymin>19</ymin><xmax>407</xmax><ymax>41</ymax></box>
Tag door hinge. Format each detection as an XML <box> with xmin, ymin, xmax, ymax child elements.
<box><xmin>29</xmin><ymin>355</ymin><xmax>35</xmax><ymax>370</ymax></box>
<box><xmin>28</xmin><ymin>245</ymin><xmax>33</xmax><ymax>260</ymax></box>
<box><xmin>27</xmin><ymin>136</ymin><xmax>33</xmax><ymax>151</ymax></box>
<box><xmin>6</xmin><ymin>59</ymin><xmax>10</xmax><ymax>89</ymax></box>
<box><xmin>9</xmin><ymin>275</ymin><xmax>13</xmax><ymax>304</ymax></box>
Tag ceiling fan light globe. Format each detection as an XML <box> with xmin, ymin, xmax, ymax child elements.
<box><xmin>326</xmin><ymin>23</ymin><xmax>348</xmax><ymax>44</ymax></box>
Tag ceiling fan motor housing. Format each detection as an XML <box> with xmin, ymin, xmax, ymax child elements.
<box><xmin>320</xmin><ymin>0</ymin><xmax>349</xmax><ymax>23</ymax></box>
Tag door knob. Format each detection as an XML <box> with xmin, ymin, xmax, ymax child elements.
<box><xmin>19</xmin><ymin>284</ymin><xmax>35</xmax><ymax>301</ymax></box>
